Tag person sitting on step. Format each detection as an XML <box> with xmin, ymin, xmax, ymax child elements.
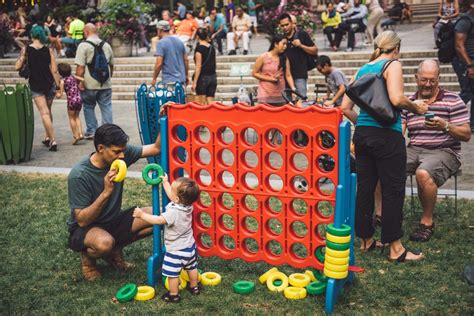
<box><xmin>227</xmin><ymin>6</ymin><xmax>252</xmax><ymax>55</ymax></box>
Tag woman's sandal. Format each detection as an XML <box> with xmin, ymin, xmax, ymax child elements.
<box><xmin>388</xmin><ymin>249</ymin><xmax>425</xmax><ymax>263</ymax></box>
<box><xmin>42</xmin><ymin>137</ymin><xmax>51</xmax><ymax>147</ymax></box>
<box><xmin>409</xmin><ymin>223</ymin><xmax>435</xmax><ymax>242</ymax></box>
<box><xmin>49</xmin><ymin>140</ymin><xmax>57</xmax><ymax>152</ymax></box>
<box><xmin>186</xmin><ymin>283</ymin><xmax>201</xmax><ymax>295</ymax></box>
<box><xmin>161</xmin><ymin>292</ymin><xmax>181</xmax><ymax>303</ymax></box>
<box><xmin>360</xmin><ymin>239</ymin><xmax>382</xmax><ymax>253</ymax></box>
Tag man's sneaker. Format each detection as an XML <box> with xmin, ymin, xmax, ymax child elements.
<box><xmin>243</xmin><ymin>50</ymin><xmax>248</xmax><ymax>55</ymax></box>
<box><xmin>228</xmin><ymin>50</ymin><xmax>236</xmax><ymax>55</ymax></box>
<box><xmin>345</xmin><ymin>47</ymin><xmax>353</xmax><ymax>52</ymax></box>
<box><xmin>105</xmin><ymin>249</ymin><xmax>135</xmax><ymax>271</ymax></box>
<box><xmin>81</xmin><ymin>252</ymin><xmax>101</xmax><ymax>281</ymax></box>
<box><xmin>83</xmin><ymin>133</ymin><xmax>94</xmax><ymax>140</ymax></box>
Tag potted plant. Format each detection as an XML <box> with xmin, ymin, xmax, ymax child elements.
<box><xmin>262</xmin><ymin>0</ymin><xmax>318</xmax><ymax>42</ymax></box>
<box><xmin>98</xmin><ymin>0</ymin><xmax>153</xmax><ymax>57</ymax></box>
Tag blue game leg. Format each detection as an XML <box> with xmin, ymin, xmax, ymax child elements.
<box><xmin>147</xmin><ymin>173</ymin><xmax>163</xmax><ymax>286</ymax></box>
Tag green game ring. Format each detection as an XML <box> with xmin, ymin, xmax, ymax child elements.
<box><xmin>116</xmin><ymin>283</ymin><xmax>138</xmax><ymax>303</ymax></box>
<box><xmin>311</xmin><ymin>269</ymin><xmax>328</xmax><ymax>283</ymax></box>
<box><xmin>326</xmin><ymin>223</ymin><xmax>351</xmax><ymax>237</ymax></box>
<box><xmin>315</xmin><ymin>246</ymin><xmax>325</xmax><ymax>263</ymax></box>
<box><xmin>142</xmin><ymin>163</ymin><xmax>164</xmax><ymax>185</ymax></box>
<box><xmin>306</xmin><ymin>281</ymin><xmax>327</xmax><ymax>295</ymax></box>
<box><xmin>325</xmin><ymin>240</ymin><xmax>350</xmax><ymax>251</ymax></box>
<box><xmin>233</xmin><ymin>281</ymin><xmax>255</xmax><ymax>294</ymax></box>
<box><xmin>273</xmin><ymin>280</ymin><xmax>283</xmax><ymax>286</ymax></box>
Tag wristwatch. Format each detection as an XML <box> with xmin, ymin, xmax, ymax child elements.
<box><xmin>444</xmin><ymin>122</ymin><xmax>450</xmax><ymax>133</ymax></box>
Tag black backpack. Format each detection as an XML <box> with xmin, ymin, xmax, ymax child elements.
<box><xmin>84</xmin><ymin>40</ymin><xmax>110</xmax><ymax>84</ymax></box>
<box><xmin>293</xmin><ymin>30</ymin><xmax>318</xmax><ymax>71</ymax></box>
<box><xmin>437</xmin><ymin>17</ymin><xmax>472</xmax><ymax>63</ymax></box>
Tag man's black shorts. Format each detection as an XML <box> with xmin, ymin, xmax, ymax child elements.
<box><xmin>68</xmin><ymin>206</ymin><xmax>136</xmax><ymax>252</ymax></box>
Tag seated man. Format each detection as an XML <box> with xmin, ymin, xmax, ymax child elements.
<box><xmin>209</xmin><ymin>7</ymin><xmax>228</xmax><ymax>55</ymax></box>
<box><xmin>227</xmin><ymin>6</ymin><xmax>252</xmax><ymax>55</ymax></box>
<box><xmin>61</xmin><ymin>14</ymin><xmax>84</xmax><ymax>46</ymax></box>
<box><xmin>315</xmin><ymin>55</ymin><xmax>348</xmax><ymax>107</ymax></box>
<box><xmin>333</xmin><ymin>0</ymin><xmax>368</xmax><ymax>52</ymax></box>
<box><xmin>67</xmin><ymin>124</ymin><xmax>160</xmax><ymax>281</ymax></box>
<box><xmin>402</xmin><ymin>59</ymin><xmax>471</xmax><ymax>242</ymax></box>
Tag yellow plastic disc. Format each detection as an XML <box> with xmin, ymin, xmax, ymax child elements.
<box><xmin>111</xmin><ymin>159</ymin><xmax>127</xmax><ymax>182</ymax></box>
<box><xmin>325</xmin><ymin>247</ymin><xmax>350</xmax><ymax>258</ymax></box>
<box><xmin>283</xmin><ymin>286</ymin><xmax>307</xmax><ymax>300</ymax></box>
<box><xmin>324</xmin><ymin>261</ymin><xmax>349</xmax><ymax>272</ymax></box>
<box><xmin>324</xmin><ymin>268</ymin><xmax>348</xmax><ymax>280</ymax></box>
<box><xmin>324</xmin><ymin>254</ymin><xmax>350</xmax><ymax>265</ymax></box>
<box><xmin>200</xmin><ymin>272</ymin><xmax>222</xmax><ymax>286</ymax></box>
<box><xmin>288</xmin><ymin>273</ymin><xmax>311</xmax><ymax>288</ymax></box>
<box><xmin>266</xmin><ymin>272</ymin><xmax>289</xmax><ymax>292</ymax></box>
<box><xmin>164</xmin><ymin>275</ymin><xmax>188</xmax><ymax>290</ymax></box>
<box><xmin>258</xmin><ymin>267</ymin><xmax>279</xmax><ymax>284</ymax></box>
<box><xmin>326</xmin><ymin>232</ymin><xmax>351</xmax><ymax>244</ymax></box>
<box><xmin>179</xmin><ymin>269</ymin><xmax>201</xmax><ymax>282</ymax></box>
<box><xmin>304</xmin><ymin>270</ymin><xmax>317</xmax><ymax>282</ymax></box>
<box><xmin>134</xmin><ymin>285</ymin><xmax>155</xmax><ymax>301</ymax></box>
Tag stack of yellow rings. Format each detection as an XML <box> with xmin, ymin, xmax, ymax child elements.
<box><xmin>324</xmin><ymin>223</ymin><xmax>351</xmax><ymax>279</ymax></box>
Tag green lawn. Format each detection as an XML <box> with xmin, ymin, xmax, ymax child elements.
<box><xmin>1</xmin><ymin>173</ymin><xmax>473</xmax><ymax>314</ymax></box>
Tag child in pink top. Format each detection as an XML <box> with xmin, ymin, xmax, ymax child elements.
<box><xmin>252</xmin><ymin>34</ymin><xmax>296</xmax><ymax>106</ymax></box>
<box><xmin>57</xmin><ymin>63</ymin><xmax>84</xmax><ymax>145</ymax></box>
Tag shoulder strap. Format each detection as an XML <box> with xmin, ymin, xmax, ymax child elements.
<box><xmin>200</xmin><ymin>45</ymin><xmax>213</xmax><ymax>68</ymax></box>
<box><xmin>84</xmin><ymin>40</ymin><xmax>98</xmax><ymax>48</ymax></box>
<box><xmin>380</xmin><ymin>59</ymin><xmax>398</xmax><ymax>76</ymax></box>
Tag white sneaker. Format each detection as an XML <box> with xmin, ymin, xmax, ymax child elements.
<box><xmin>345</xmin><ymin>47</ymin><xmax>353</xmax><ymax>52</ymax></box>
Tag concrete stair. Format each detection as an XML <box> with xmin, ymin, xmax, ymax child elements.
<box><xmin>0</xmin><ymin>50</ymin><xmax>459</xmax><ymax>103</ymax></box>
<box><xmin>394</xmin><ymin>2</ymin><xmax>439</xmax><ymax>24</ymax></box>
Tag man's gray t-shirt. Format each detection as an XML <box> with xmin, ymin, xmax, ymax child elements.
<box><xmin>455</xmin><ymin>13</ymin><xmax>474</xmax><ymax>59</ymax></box>
<box><xmin>67</xmin><ymin>145</ymin><xmax>142</xmax><ymax>227</ymax></box>
<box><xmin>155</xmin><ymin>36</ymin><xmax>186</xmax><ymax>84</ymax></box>
<box><xmin>326</xmin><ymin>68</ymin><xmax>349</xmax><ymax>106</ymax></box>
<box><xmin>161</xmin><ymin>202</ymin><xmax>195</xmax><ymax>251</ymax></box>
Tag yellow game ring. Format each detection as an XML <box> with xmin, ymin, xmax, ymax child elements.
<box><xmin>325</xmin><ymin>247</ymin><xmax>350</xmax><ymax>258</ymax></box>
<box><xmin>259</xmin><ymin>267</ymin><xmax>279</xmax><ymax>284</ymax></box>
<box><xmin>324</xmin><ymin>261</ymin><xmax>349</xmax><ymax>272</ymax></box>
<box><xmin>164</xmin><ymin>275</ymin><xmax>188</xmax><ymax>290</ymax></box>
<box><xmin>304</xmin><ymin>270</ymin><xmax>316</xmax><ymax>282</ymax></box>
<box><xmin>324</xmin><ymin>268</ymin><xmax>348</xmax><ymax>280</ymax></box>
<box><xmin>266</xmin><ymin>272</ymin><xmax>289</xmax><ymax>292</ymax></box>
<box><xmin>288</xmin><ymin>273</ymin><xmax>311</xmax><ymax>288</ymax></box>
<box><xmin>283</xmin><ymin>286</ymin><xmax>307</xmax><ymax>300</ymax></box>
<box><xmin>324</xmin><ymin>254</ymin><xmax>350</xmax><ymax>265</ymax></box>
<box><xmin>180</xmin><ymin>269</ymin><xmax>202</xmax><ymax>282</ymax></box>
<box><xmin>200</xmin><ymin>272</ymin><xmax>222</xmax><ymax>286</ymax></box>
<box><xmin>134</xmin><ymin>285</ymin><xmax>155</xmax><ymax>301</ymax></box>
<box><xmin>326</xmin><ymin>232</ymin><xmax>351</xmax><ymax>244</ymax></box>
<box><xmin>111</xmin><ymin>159</ymin><xmax>127</xmax><ymax>182</ymax></box>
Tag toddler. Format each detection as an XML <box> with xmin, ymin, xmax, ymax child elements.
<box><xmin>133</xmin><ymin>174</ymin><xmax>201</xmax><ymax>303</ymax></box>
<box><xmin>57</xmin><ymin>63</ymin><xmax>84</xmax><ymax>145</ymax></box>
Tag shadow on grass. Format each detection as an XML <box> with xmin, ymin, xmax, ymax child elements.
<box><xmin>0</xmin><ymin>174</ymin><xmax>473</xmax><ymax>314</ymax></box>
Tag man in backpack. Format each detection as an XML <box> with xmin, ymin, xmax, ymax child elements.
<box><xmin>278</xmin><ymin>13</ymin><xmax>318</xmax><ymax>100</ymax></box>
<box><xmin>453</xmin><ymin>2</ymin><xmax>474</xmax><ymax>133</ymax></box>
<box><xmin>75</xmin><ymin>23</ymin><xmax>114</xmax><ymax>140</ymax></box>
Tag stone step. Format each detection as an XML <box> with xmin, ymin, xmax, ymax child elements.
<box><xmin>0</xmin><ymin>51</ymin><xmax>439</xmax><ymax>65</ymax></box>
<box><xmin>1</xmin><ymin>73</ymin><xmax>459</xmax><ymax>87</ymax></box>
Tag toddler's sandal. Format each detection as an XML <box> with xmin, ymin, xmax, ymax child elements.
<box><xmin>187</xmin><ymin>283</ymin><xmax>202</xmax><ymax>295</ymax></box>
<box><xmin>161</xmin><ymin>292</ymin><xmax>181</xmax><ymax>303</ymax></box>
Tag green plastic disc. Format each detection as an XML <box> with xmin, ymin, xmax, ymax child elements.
<box><xmin>312</xmin><ymin>269</ymin><xmax>328</xmax><ymax>283</ymax></box>
<box><xmin>116</xmin><ymin>283</ymin><xmax>138</xmax><ymax>303</ymax></box>
<box><xmin>325</xmin><ymin>240</ymin><xmax>350</xmax><ymax>251</ymax></box>
<box><xmin>273</xmin><ymin>279</ymin><xmax>283</xmax><ymax>286</ymax></box>
<box><xmin>327</xmin><ymin>223</ymin><xmax>351</xmax><ymax>237</ymax></box>
<box><xmin>315</xmin><ymin>246</ymin><xmax>325</xmax><ymax>263</ymax></box>
<box><xmin>233</xmin><ymin>281</ymin><xmax>255</xmax><ymax>294</ymax></box>
<box><xmin>306</xmin><ymin>281</ymin><xmax>327</xmax><ymax>295</ymax></box>
<box><xmin>142</xmin><ymin>163</ymin><xmax>164</xmax><ymax>185</ymax></box>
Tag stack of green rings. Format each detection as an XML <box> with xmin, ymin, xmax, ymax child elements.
<box><xmin>324</xmin><ymin>223</ymin><xmax>351</xmax><ymax>280</ymax></box>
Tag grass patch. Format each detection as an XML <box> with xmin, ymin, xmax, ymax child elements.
<box><xmin>1</xmin><ymin>173</ymin><xmax>473</xmax><ymax>314</ymax></box>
